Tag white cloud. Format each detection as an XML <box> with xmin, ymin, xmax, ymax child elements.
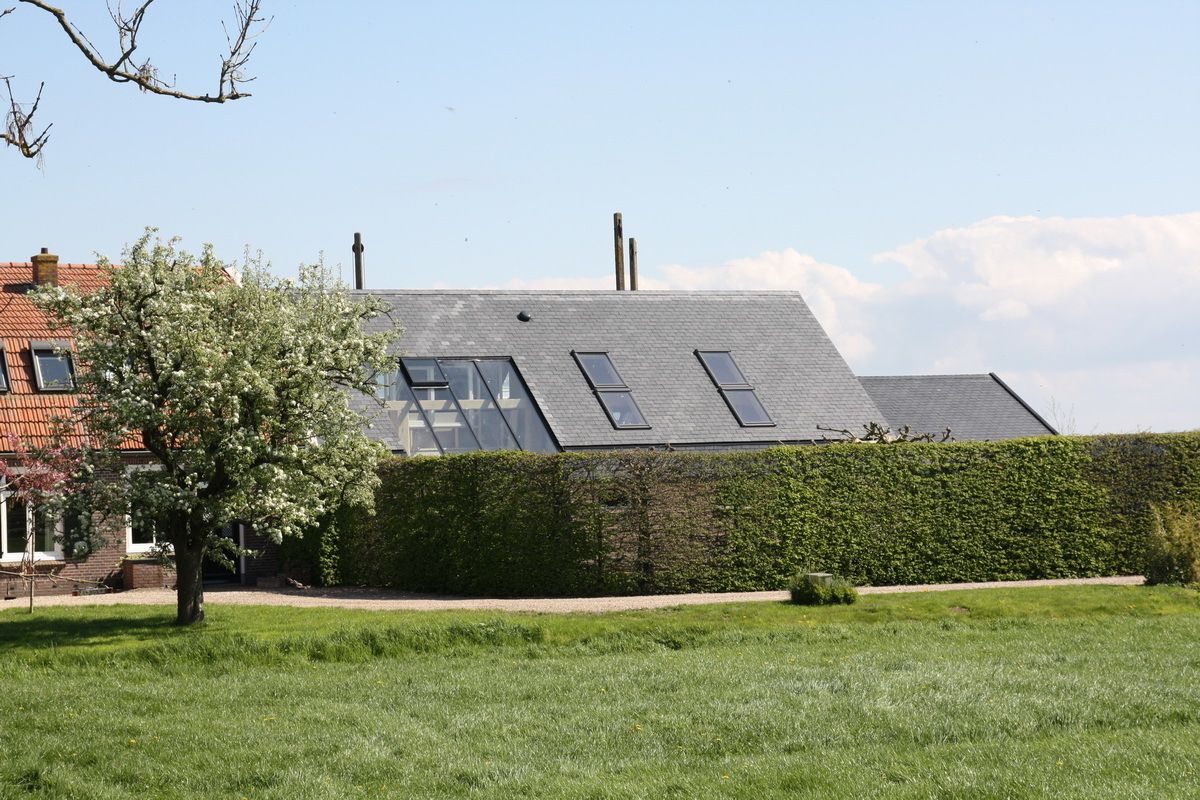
<box><xmin>511</xmin><ymin>248</ymin><xmax>882</xmax><ymax>359</ymax></box>
<box><xmin>1005</xmin><ymin>360</ymin><xmax>1200</xmax><ymax>435</ymax></box>
<box><xmin>504</xmin><ymin>212</ymin><xmax>1200</xmax><ymax>433</ymax></box>
<box><xmin>876</xmin><ymin>212</ymin><xmax>1200</xmax><ymax>321</ymax></box>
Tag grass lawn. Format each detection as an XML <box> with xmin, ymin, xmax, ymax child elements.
<box><xmin>1</xmin><ymin>585</ymin><xmax>1198</xmax><ymax>799</ymax></box>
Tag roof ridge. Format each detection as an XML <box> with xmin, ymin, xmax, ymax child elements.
<box><xmin>860</xmin><ymin>373</ymin><xmax>993</xmax><ymax>379</ymax></box>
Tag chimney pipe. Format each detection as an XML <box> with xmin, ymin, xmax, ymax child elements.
<box><xmin>628</xmin><ymin>237</ymin><xmax>638</xmax><ymax>291</ymax></box>
<box><xmin>352</xmin><ymin>232</ymin><xmax>365</xmax><ymax>290</ymax></box>
<box><xmin>31</xmin><ymin>247</ymin><xmax>59</xmax><ymax>287</ymax></box>
<box><xmin>613</xmin><ymin>213</ymin><xmax>625</xmax><ymax>291</ymax></box>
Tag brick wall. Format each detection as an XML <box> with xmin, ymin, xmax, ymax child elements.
<box><xmin>1</xmin><ymin>454</ymin><xmax>281</xmax><ymax>599</ymax></box>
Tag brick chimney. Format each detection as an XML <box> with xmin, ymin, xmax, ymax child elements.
<box><xmin>31</xmin><ymin>247</ymin><xmax>59</xmax><ymax>287</ymax></box>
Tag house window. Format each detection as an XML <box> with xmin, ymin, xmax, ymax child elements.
<box><xmin>696</xmin><ymin>350</ymin><xmax>775</xmax><ymax>427</ymax></box>
<box><xmin>375</xmin><ymin>358</ymin><xmax>558</xmax><ymax>455</ymax></box>
<box><xmin>30</xmin><ymin>340</ymin><xmax>75</xmax><ymax>392</ymax></box>
<box><xmin>0</xmin><ymin>477</ymin><xmax>65</xmax><ymax>562</ymax></box>
<box><xmin>125</xmin><ymin>465</ymin><xmax>172</xmax><ymax>553</ymax></box>
<box><xmin>0</xmin><ymin>345</ymin><xmax>9</xmax><ymax>392</ymax></box>
<box><xmin>572</xmin><ymin>351</ymin><xmax>650</xmax><ymax>430</ymax></box>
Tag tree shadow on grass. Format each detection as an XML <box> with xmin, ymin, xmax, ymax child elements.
<box><xmin>0</xmin><ymin>605</ymin><xmax>184</xmax><ymax>657</ymax></box>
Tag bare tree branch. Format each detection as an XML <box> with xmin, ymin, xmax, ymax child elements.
<box><xmin>17</xmin><ymin>0</ymin><xmax>268</xmax><ymax>101</ymax></box>
<box><xmin>3</xmin><ymin>1</ymin><xmax>269</xmax><ymax>159</ymax></box>
<box><xmin>2</xmin><ymin>76</ymin><xmax>51</xmax><ymax>161</ymax></box>
<box><xmin>817</xmin><ymin>422</ymin><xmax>954</xmax><ymax>444</ymax></box>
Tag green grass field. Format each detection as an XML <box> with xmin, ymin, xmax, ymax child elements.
<box><xmin>2</xmin><ymin>586</ymin><xmax>1198</xmax><ymax>799</ymax></box>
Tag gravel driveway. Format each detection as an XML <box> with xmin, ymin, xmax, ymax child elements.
<box><xmin>15</xmin><ymin>575</ymin><xmax>1144</xmax><ymax>614</ymax></box>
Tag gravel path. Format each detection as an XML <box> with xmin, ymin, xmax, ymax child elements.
<box><xmin>16</xmin><ymin>575</ymin><xmax>1145</xmax><ymax>614</ymax></box>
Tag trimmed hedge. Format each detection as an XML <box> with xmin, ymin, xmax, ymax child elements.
<box><xmin>304</xmin><ymin>433</ymin><xmax>1200</xmax><ymax>596</ymax></box>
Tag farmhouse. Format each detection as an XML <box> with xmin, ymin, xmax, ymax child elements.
<box><xmin>1</xmin><ymin>249</ymin><xmax>1054</xmax><ymax>595</ymax></box>
<box><xmin>0</xmin><ymin>253</ymin><xmax>277</xmax><ymax>595</ymax></box>
<box><xmin>350</xmin><ymin>289</ymin><xmax>1055</xmax><ymax>455</ymax></box>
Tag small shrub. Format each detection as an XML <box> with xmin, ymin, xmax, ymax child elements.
<box><xmin>789</xmin><ymin>572</ymin><xmax>858</xmax><ymax>605</ymax></box>
<box><xmin>1145</xmin><ymin>503</ymin><xmax>1200</xmax><ymax>586</ymax></box>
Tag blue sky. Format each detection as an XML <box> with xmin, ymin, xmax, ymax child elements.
<box><xmin>4</xmin><ymin>1</ymin><xmax>1198</xmax><ymax>433</ymax></box>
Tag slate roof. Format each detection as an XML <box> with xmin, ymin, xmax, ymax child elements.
<box><xmin>859</xmin><ymin>373</ymin><xmax>1057</xmax><ymax>441</ymax></box>
<box><xmin>353</xmin><ymin>290</ymin><xmax>887</xmax><ymax>449</ymax></box>
<box><xmin>0</xmin><ymin>263</ymin><xmax>107</xmax><ymax>449</ymax></box>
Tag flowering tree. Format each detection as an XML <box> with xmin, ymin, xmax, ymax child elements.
<box><xmin>32</xmin><ymin>230</ymin><xmax>399</xmax><ymax>625</ymax></box>
<box><xmin>0</xmin><ymin>433</ymin><xmax>90</xmax><ymax>611</ymax></box>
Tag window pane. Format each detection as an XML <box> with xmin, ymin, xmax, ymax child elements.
<box><xmin>35</xmin><ymin>351</ymin><xmax>74</xmax><ymax>390</ymax></box>
<box><xmin>0</xmin><ymin>352</ymin><xmax>8</xmax><ymax>391</ymax></box>
<box><xmin>401</xmin><ymin>358</ymin><xmax>447</xmax><ymax>386</ymax></box>
<box><xmin>382</xmin><ymin>379</ymin><xmax>441</xmax><ymax>456</ymax></box>
<box><xmin>699</xmin><ymin>352</ymin><xmax>747</xmax><ymax>387</ymax></box>
<box><xmin>725</xmin><ymin>389</ymin><xmax>773</xmax><ymax>426</ymax></box>
<box><xmin>576</xmin><ymin>353</ymin><xmax>624</xmax><ymax>388</ymax></box>
<box><xmin>598</xmin><ymin>391</ymin><xmax>649</xmax><ymax>428</ymax></box>
<box><xmin>6</xmin><ymin>495</ymin><xmax>26</xmax><ymax>555</ymax></box>
<box><xmin>372</xmin><ymin>365</ymin><xmax>404</xmax><ymax>401</ymax></box>
<box><xmin>476</xmin><ymin>361</ymin><xmax>558</xmax><ymax>452</ymax></box>
<box><xmin>32</xmin><ymin>507</ymin><xmax>56</xmax><ymax>553</ymax></box>
<box><xmin>131</xmin><ymin>512</ymin><xmax>156</xmax><ymax>545</ymax></box>
<box><xmin>414</xmin><ymin>386</ymin><xmax>480</xmax><ymax>453</ymax></box>
<box><xmin>441</xmin><ymin>361</ymin><xmax>520</xmax><ymax>451</ymax></box>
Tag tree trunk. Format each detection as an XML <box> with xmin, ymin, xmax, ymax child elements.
<box><xmin>174</xmin><ymin>540</ymin><xmax>206</xmax><ymax>625</ymax></box>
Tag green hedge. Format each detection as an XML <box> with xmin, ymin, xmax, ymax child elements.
<box><xmin>307</xmin><ymin>433</ymin><xmax>1200</xmax><ymax>596</ymax></box>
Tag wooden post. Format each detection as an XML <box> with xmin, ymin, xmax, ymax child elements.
<box><xmin>628</xmin><ymin>237</ymin><xmax>638</xmax><ymax>291</ymax></box>
<box><xmin>613</xmin><ymin>213</ymin><xmax>625</xmax><ymax>291</ymax></box>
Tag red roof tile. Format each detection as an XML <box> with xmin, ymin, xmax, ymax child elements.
<box><xmin>0</xmin><ymin>263</ymin><xmax>139</xmax><ymax>451</ymax></box>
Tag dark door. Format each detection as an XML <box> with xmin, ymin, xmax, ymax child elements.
<box><xmin>202</xmin><ymin>524</ymin><xmax>242</xmax><ymax>584</ymax></box>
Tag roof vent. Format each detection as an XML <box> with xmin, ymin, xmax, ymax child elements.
<box><xmin>517</xmin><ymin>311</ymin><xmax>532</xmax><ymax>322</ymax></box>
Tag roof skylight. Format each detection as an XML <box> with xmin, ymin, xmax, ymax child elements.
<box><xmin>30</xmin><ymin>340</ymin><xmax>75</xmax><ymax>392</ymax></box>
<box><xmin>573</xmin><ymin>351</ymin><xmax>650</xmax><ymax>430</ymax></box>
<box><xmin>696</xmin><ymin>350</ymin><xmax>775</xmax><ymax>427</ymax></box>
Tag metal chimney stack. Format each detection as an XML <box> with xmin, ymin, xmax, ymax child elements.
<box><xmin>352</xmin><ymin>232</ymin><xmax>365</xmax><ymax>290</ymax></box>
<box><xmin>613</xmin><ymin>213</ymin><xmax>626</xmax><ymax>291</ymax></box>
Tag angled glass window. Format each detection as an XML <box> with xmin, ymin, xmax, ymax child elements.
<box><xmin>378</xmin><ymin>376</ymin><xmax>442</xmax><ymax>456</ymax></box>
<box><xmin>31</xmin><ymin>340</ymin><xmax>74</xmax><ymax>392</ymax></box>
<box><xmin>572</xmin><ymin>351</ymin><xmax>651</xmax><ymax>430</ymax></box>
<box><xmin>723</xmin><ymin>389</ymin><xmax>773</xmax><ymax>426</ymax></box>
<box><xmin>597</xmin><ymin>391</ymin><xmax>648</xmax><ymax>429</ymax></box>
<box><xmin>412</xmin><ymin>386</ymin><xmax>480</xmax><ymax>454</ymax></box>
<box><xmin>698</xmin><ymin>351</ymin><xmax>749</xmax><ymax>387</ymax></box>
<box><xmin>475</xmin><ymin>360</ymin><xmax>559</xmax><ymax>452</ymax></box>
<box><xmin>441</xmin><ymin>361</ymin><xmax>520</xmax><ymax>451</ymax></box>
<box><xmin>373</xmin><ymin>357</ymin><xmax>558</xmax><ymax>455</ymax></box>
<box><xmin>696</xmin><ymin>350</ymin><xmax>775</xmax><ymax>427</ymax></box>
<box><xmin>574</xmin><ymin>352</ymin><xmax>625</xmax><ymax>389</ymax></box>
<box><xmin>400</xmin><ymin>358</ymin><xmax>448</xmax><ymax>387</ymax></box>
<box><xmin>0</xmin><ymin>346</ymin><xmax>9</xmax><ymax>392</ymax></box>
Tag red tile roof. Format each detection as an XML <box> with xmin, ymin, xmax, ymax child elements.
<box><xmin>0</xmin><ymin>263</ymin><xmax>131</xmax><ymax>451</ymax></box>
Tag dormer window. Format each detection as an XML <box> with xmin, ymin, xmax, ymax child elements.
<box><xmin>31</xmin><ymin>340</ymin><xmax>75</xmax><ymax>392</ymax></box>
<box><xmin>0</xmin><ymin>345</ymin><xmax>9</xmax><ymax>392</ymax></box>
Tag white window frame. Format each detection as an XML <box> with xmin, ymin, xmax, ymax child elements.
<box><xmin>125</xmin><ymin>464</ymin><xmax>169</xmax><ymax>554</ymax></box>
<box><xmin>0</xmin><ymin>473</ymin><xmax>66</xmax><ymax>563</ymax></box>
<box><xmin>30</xmin><ymin>339</ymin><xmax>76</xmax><ymax>392</ymax></box>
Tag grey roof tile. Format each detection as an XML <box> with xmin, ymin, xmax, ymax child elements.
<box><xmin>352</xmin><ymin>290</ymin><xmax>885</xmax><ymax>449</ymax></box>
<box><xmin>859</xmin><ymin>373</ymin><xmax>1056</xmax><ymax>441</ymax></box>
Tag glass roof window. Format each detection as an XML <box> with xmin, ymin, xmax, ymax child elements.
<box><xmin>696</xmin><ymin>350</ymin><xmax>775</xmax><ymax>428</ymax></box>
<box><xmin>572</xmin><ymin>351</ymin><xmax>651</xmax><ymax>430</ymax></box>
<box><xmin>376</xmin><ymin>357</ymin><xmax>558</xmax><ymax>455</ymax></box>
<box><xmin>400</xmin><ymin>357</ymin><xmax>448</xmax><ymax>387</ymax></box>
<box><xmin>31</xmin><ymin>340</ymin><xmax>75</xmax><ymax>392</ymax></box>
